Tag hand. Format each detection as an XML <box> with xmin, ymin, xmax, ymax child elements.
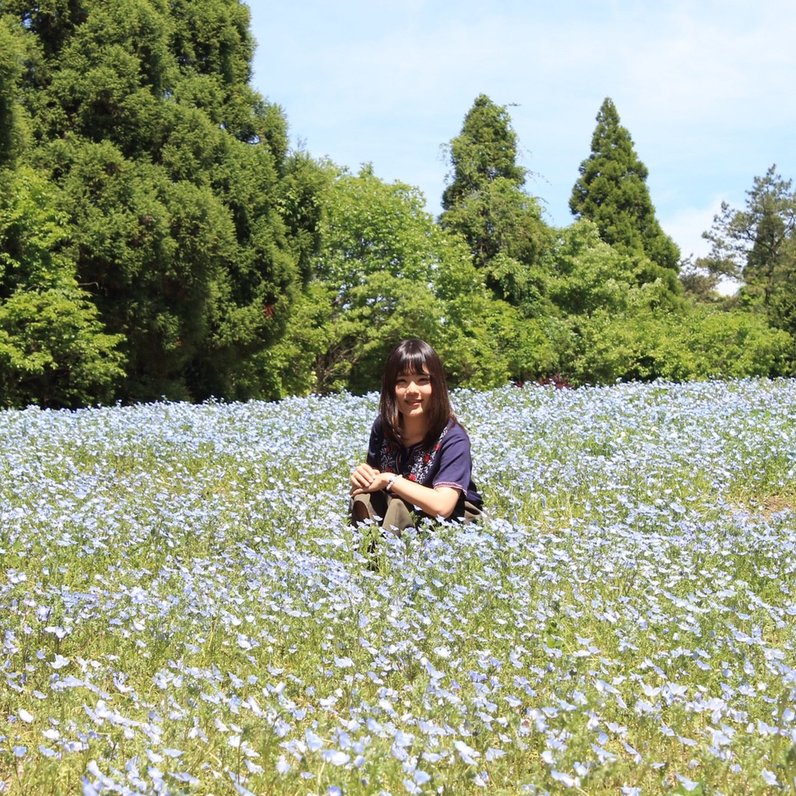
<box><xmin>350</xmin><ymin>463</ymin><xmax>383</xmax><ymax>495</ymax></box>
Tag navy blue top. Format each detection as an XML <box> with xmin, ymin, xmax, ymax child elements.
<box><xmin>367</xmin><ymin>417</ymin><xmax>483</xmax><ymax>509</ymax></box>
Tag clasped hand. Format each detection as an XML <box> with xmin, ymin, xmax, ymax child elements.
<box><xmin>350</xmin><ymin>464</ymin><xmax>388</xmax><ymax>495</ymax></box>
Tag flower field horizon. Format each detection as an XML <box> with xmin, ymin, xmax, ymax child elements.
<box><xmin>1</xmin><ymin>378</ymin><xmax>795</xmax><ymax>795</ymax></box>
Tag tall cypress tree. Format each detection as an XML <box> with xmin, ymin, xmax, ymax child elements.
<box><xmin>570</xmin><ymin>98</ymin><xmax>680</xmax><ymax>275</ymax></box>
<box><xmin>0</xmin><ymin>15</ymin><xmax>126</xmax><ymax>408</ymax></box>
<box><xmin>441</xmin><ymin>94</ymin><xmax>526</xmax><ymax>210</ymax></box>
<box><xmin>440</xmin><ymin>94</ymin><xmax>550</xmax><ymax>308</ymax></box>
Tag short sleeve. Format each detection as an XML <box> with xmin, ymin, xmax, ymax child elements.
<box><xmin>432</xmin><ymin>426</ymin><xmax>472</xmax><ymax>492</ymax></box>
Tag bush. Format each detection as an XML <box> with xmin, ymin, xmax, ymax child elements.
<box><xmin>566</xmin><ymin>305</ymin><xmax>793</xmax><ymax>384</ymax></box>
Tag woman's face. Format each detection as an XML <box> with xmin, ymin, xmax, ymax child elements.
<box><xmin>395</xmin><ymin>367</ymin><xmax>432</xmax><ymax>421</ymax></box>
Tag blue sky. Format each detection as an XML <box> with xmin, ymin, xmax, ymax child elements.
<box><xmin>248</xmin><ymin>1</ymin><xmax>795</xmax><ymax>261</ymax></box>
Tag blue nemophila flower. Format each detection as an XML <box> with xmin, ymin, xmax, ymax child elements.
<box><xmin>322</xmin><ymin>749</ymin><xmax>350</xmax><ymax>766</ymax></box>
<box><xmin>550</xmin><ymin>769</ymin><xmax>578</xmax><ymax>787</ymax></box>
<box><xmin>676</xmin><ymin>773</ymin><xmax>702</xmax><ymax>791</ymax></box>
<box><xmin>2</xmin><ymin>380</ymin><xmax>795</xmax><ymax>792</ymax></box>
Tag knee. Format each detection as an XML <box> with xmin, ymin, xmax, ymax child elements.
<box><xmin>383</xmin><ymin>497</ymin><xmax>414</xmax><ymax>535</ymax></box>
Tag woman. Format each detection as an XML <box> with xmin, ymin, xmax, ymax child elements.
<box><xmin>350</xmin><ymin>339</ymin><xmax>483</xmax><ymax>533</ymax></box>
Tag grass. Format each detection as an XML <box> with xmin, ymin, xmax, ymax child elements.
<box><xmin>1</xmin><ymin>379</ymin><xmax>795</xmax><ymax>795</ymax></box>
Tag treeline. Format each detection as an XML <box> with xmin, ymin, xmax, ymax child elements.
<box><xmin>0</xmin><ymin>2</ymin><xmax>794</xmax><ymax>408</ymax></box>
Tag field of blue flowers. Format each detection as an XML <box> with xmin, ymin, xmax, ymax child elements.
<box><xmin>1</xmin><ymin>379</ymin><xmax>795</xmax><ymax>795</ymax></box>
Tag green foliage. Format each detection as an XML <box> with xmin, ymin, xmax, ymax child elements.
<box><xmin>1</xmin><ymin>9</ymin><xmax>792</xmax><ymax>407</ymax></box>
<box><xmin>432</xmin><ymin>232</ymin><xmax>563</xmax><ymax>385</ymax></box>
<box><xmin>277</xmin><ymin>151</ymin><xmax>326</xmax><ymax>280</ymax></box>
<box><xmin>566</xmin><ymin>304</ymin><xmax>792</xmax><ymax>385</ymax></box>
<box><xmin>539</xmin><ymin>221</ymin><xmax>791</xmax><ymax>385</ymax></box>
<box><xmin>549</xmin><ymin>220</ymin><xmax>683</xmax><ymax>315</ymax></box>
<box><xmin>278</xmin><ymin>167</ymin><xmax>447</xmax><ymax>393</ymax></box>
<box><xmin>441</xmin><ymin>93</ymin><xmax>525</xmax><ymax>209</ymax></box>
<box><xmin>31</xmin><ymin>137</ymin><xmax>229</xmax><ymax>399</ymax></box>
<box><xmin>315</xmin><ymin>164</ymin><xmax>435</xmax><ymax>289</ymax></box>
<box><xmin>700</xmin><ymin>166</ymin><xmax>796</xmax><ymax>347</ymax></box>
<box><xmin>1</xmin><ymin>1</ymin><xmax>87</xmax><ymax>58</ymax></box>
<box><xmin>0</xmin><ymin>15</ymin><xmax>27</xmax><ymax>167</ymax></box>
<box><xmin>0</xmin><ymin>166</ymin><xmax>124</xmax><ymax>407</ymax></box>
<box><xmin>0</xmin><ymin>287</ymin><xmax>125</xmax><ymax>407</ymax></box>
<box><xmin>274</xmin><ymin>166</ymin><xmax>532</xmax><ymax>396</ymax></box>
<box><xmin>170</xmin><ymin>0</ymin><xmax>254</xmax><ymax>87</ymax></box>
<box><xmin>570</xmin><ymin>98</ymin><xmax>680</xmax><ymax>274</ymax></box>
<box><xmin>440</xmin><ymin>94</ymin><xmax>551</xmax><ymax>306</ymax></box>
<box><xmin>0</xmin><ymin>166</ymin><xmax>65</xmax><ymax>293</ymax></box>
<box><xmin>441</xmin><ymin>178</ymin><xmax>550</xmax><ymax>305</ymax></box>
<box><xmin>26</xmin><ymin>0</ymin><xmax>173</xmax><ymax>156</ymax></box>
<box><xmin>545</xmin><ymin>220</ymin><xmax>638</xmax><ymax>316</ymax></box>
<box><xmin>258</xmin><ymin>280</ymin><xmax>337</xmax><ymax>398</ymax></box>
<box><xmin>681</xmin><ymin>309</ymin><xmax>793</xmax><ymax>378</ymax></box>
<box><xmin>701</xmin><ymin>167</ymin><xmax>795</xmax><ymax>281</ymax></box>
<box><xmin>5</xmin><ymin>0</ymin><xmax>311</xmax><ymax>403</ymax></box>
<box><xmin>678</xmin><ymin>256</ymin><xmax>724</xmax><ymax>303</ymax></box>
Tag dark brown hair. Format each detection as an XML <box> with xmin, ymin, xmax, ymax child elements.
<box><xmin>379</xmin><ymin>339</ymin><xmax>455</xmax><ymax>447</ymax></box>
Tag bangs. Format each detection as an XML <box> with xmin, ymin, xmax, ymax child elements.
<box><xmin>396</xmin><ymin>350</ymin><xmax>429</xmax><ymax>377</ymax></box>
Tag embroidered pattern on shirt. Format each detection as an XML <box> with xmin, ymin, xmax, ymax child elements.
<box><xmin>378</xmin><ymin>422</ymin><xmax>451</xmax><ymax>485</ymax></box>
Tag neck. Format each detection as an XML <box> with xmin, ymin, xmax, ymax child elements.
<box><xmin>401</xmin><ymin>416</ymin><xmax>429</xmax><ymax>445</ymax></box>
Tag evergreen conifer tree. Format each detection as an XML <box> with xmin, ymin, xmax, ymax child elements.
<box><xmin>0</xmin><ymin>17</ymin><xmax>25</xmax><ymax>168</ymax></box>
<box><xmin>570</xmin><ymin>98</ymin><xmax>680</xmax><ymax>275</ymax></box>
<box><xmin>3</xmin><ymin>0</ymin><xmax>316</xmax><ymax>402</ymax></box>
<box><xmin>701</xmin><ymin>166</ymin><xmax>796</xmax><ymax>346</ymax></box>
<box><xmin>0</xmin><ymin>14</ymin><xmax>126</xmax><ymax>408</ymax></box>
<box><xmin>441</xmin><ymin>94</ymin><xmax>525</xmax><ymax>210</ymax></box>
<box><xmin>440</xmin><ymin>94</ymin><xmax>550</xmax><ymax>308</ymax></box>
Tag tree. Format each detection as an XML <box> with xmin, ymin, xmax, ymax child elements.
<box><xmin>441</xmin><ymin>94</ymin><xmax>525</xmax><ymax>210</ymax></box>
<box><xmin>440</xmin><ymin>94</ymin><xmax>551</xmax><ymax>308</ymax></box>
<box><xmin>700</xmin><ymin>166</ymin><xmax>796</xmax><ymax>337</ymax></box>
<box><xmin>678</xmin><ymin>256</ymin><xmax>723</xmax><ymax>303</ymax></box>
<box><xmin>0</xmin><ymin>16</ymin><xmax>26</xmax><ymax>168</ymax></box>
<box><xmin>272</xmin><ymin>165</ymin><xmax>530</xmax><ymax>396</ymax></box>
<box><xmin>0</xmin><ymin>16</ymin><xmax>125</xmax><ymax>408</ymax></box>
<box><xmin>567</xmin><ymin>303</ymin><xmax>791</xmax><ymax>385</ymax></box>
<box><xmin>544</xmin><ymin>220</ymin><xmax>641</xmax><ymax>317</ymax></box>
<box><xmin>570</xmin><ymin>98</ymin><xmax>680</xmax><ymax>276</ymax></box>
<box><xmin>5</xmin><ymin>0</ymin><xmax>315</xmax><ymax>402</ymax></box>
<box><xmin>0</xmin><ymin>166</ymin><xmax>124</xmax><ymax>407</ymax></box>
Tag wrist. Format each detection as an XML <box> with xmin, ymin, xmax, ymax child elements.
<box><xmin>385</xmin><ymin>473</ymin><xmax>401</xmax><ymax>492</ymax></box>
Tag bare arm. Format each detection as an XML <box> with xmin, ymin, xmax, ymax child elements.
<box><xmin>350</xmin><ymin>466</ymin><xmax>460</xmax><ymax>518</ymax></box>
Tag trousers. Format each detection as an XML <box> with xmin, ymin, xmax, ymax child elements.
<box><xmin>350</xmin><ymin>490</ymin><xmax>482</xmax><ymax>535</ymax></box>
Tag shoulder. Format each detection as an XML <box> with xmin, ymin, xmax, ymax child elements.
<box><xmin>436</xmin><ymin>419</ymin><xmax>472</xmax><ymax>455</ymax></box>
<box><xmin>442</xmin><ymin>419</ymin><xmax>471</xmax><ymax>445</ymax></box>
